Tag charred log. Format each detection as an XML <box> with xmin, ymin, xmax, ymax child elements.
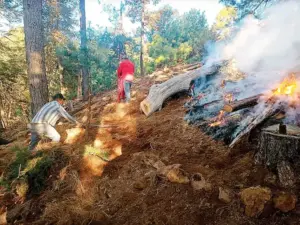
<box><xmin>185</xmin><ymin>101</ymin><xmax>223</xmax><ymax>124</ymax></box>
<box><xmin>229</xmin><ymin>104</ymin><xmax>277</xmax><ymax>148</ymax></box>
<box><xmin>196</xmin><ymin>108</ymin><xmax>250</xmax><ymax>144</ymax></box>
<box><xmin>223</xmin><ymin>94</ymin><xmax>263</xmax><ymax>113</ymax></box>
<box><xmin>140</xmin><ymin>64</ymin><xmax>221</xmax><ymax>117</ymax></box>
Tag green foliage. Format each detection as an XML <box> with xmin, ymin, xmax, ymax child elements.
<box><xmin>145</xmin><ymin>7</ymin><xmax>212</xmax><ymax>69</ymax></box>
<box><xmin>0</xmin><ymin>1</ymin><xmax>214</xmax><ymax>126</ymax></box>
<box><xmin>4</xmin><ymin>146</ymin><xmax>54</xmax><ymax>196</ymax></box>
<box><xmin>0</xmin><ymin>27</ymin><xmax>29</xmax><ymax>125</ymax></box>
<box><xmin>7</xmin><ymin>146</ymin><xmax>31</xmax><ymax>180</ymax></box>
<box><xmin>212</xmin><ymin>6</ymin><xmax>237</xmax><ymax>40</ymax></box>
<box><xmin>84</xmin><ymin>145</ymin><xmax>110</xmax><ymax>161</ymax></box>
<box><xmin>26</xmin><ymin>155</ymin><xmax>53</xmax><ymax>195</ymax></box>
<box><xmin>219</xmin><ymin>0</ymin><xmax>278</xmax><ymax>19</ymax></box>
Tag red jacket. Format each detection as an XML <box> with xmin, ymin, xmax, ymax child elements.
<box><xmin>117</xmin><ymin>60</ymin><xmax>135</xmax><ymax>81</ymax></box>
<box><xmin>117</xmin><ymin>59</ymin><xmax>135</xmax><ymax>102</ymax></box>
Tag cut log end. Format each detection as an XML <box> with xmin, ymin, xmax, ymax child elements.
<box><xmin>140</xmin><ymin>100</ymin><xmax>151</xmax><ymax>117</ymax></box>
<box><xmin>223</xmin><ymin>105</ymin><xmax>233</xmax><ymax>113</ymax></box>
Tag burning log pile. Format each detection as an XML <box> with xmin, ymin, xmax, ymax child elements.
<box><xmin>185</xmin><ymin>64</ymin><xmax>300</xmax><ymax>186</ymax></box>
<box><xmin>185</xmin><ymin>68</ymin><xmax>299</xmax><ymax>144</ymax></box>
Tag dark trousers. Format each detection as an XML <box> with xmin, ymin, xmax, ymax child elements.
<box><xmin>124</xmin><ymin>80</ymin><xmax>132</xmax><ymax>102</ymax></box>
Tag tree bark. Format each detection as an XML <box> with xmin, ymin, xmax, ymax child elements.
<box><xmin>255</xmin><ymin>124</ymin><xmax>300</xmax><ymax>188</ymax></box>
<box><xmin>79</xmin><ymin>0</ymin><xmax>89</xmax><ymax>101</ymax></box>
<box><xmin>229</xmin><ymin>104</ymin><xmax>276</xmax><ymax>148</ymax></box>
<box><xmin>140</xmin><ymin>0</ymin><xmax>145</xmax><ymax>76</ymax></box>
<box><xmin>23</xmin><ymin>0</ymin><xmax>49</xmax><ymax>116</ymax></box>
<box><xmin>223</xmin><ymin>94</ymin><xmax>263</xmax><ymax>112</ymax></box>
<box><xmin>140</xmin><ymin>64</ymin><xmax>219</xmax><ymax>117</ymax></box>
<box><xmin>77</xmin><ymin>71</ymin><xmax>82</xmax><ymax>99</ymax></box>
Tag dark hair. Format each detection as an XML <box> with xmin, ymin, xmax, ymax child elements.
<box><xmin>52</xmin><ymin>93</ymin><xmax>66</xmax><ymax>101</ymax></box>
<box><xmin>122</xmin><ymin>55</ymin><xmax>129</xmax><ymax>60</ymax></box>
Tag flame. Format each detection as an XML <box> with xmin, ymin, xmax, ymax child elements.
<box><xmin>273</xmin><ymin>74</ymin><xmax>297</xmax><ymax>96</ymax></box>
<box><xmin>210</xmin><ymin>110</ymin><xmax>225</xmax><ymax>127</ymax></box>
<box><xmin>224</xmin><ymin>93</ymin><xmax>233</xmax><ymax>103</ymax></box>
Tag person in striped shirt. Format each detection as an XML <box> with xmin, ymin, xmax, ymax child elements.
<box><xmin>28</xmin><ymin>93</ymin><xmax>80</xmax><ymax>151</ymax></box>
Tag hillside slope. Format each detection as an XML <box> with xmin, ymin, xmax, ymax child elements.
<box><xmin>0</xmin><ymin>69</ymin><xmax>300</xmax><ymax>225</ymax></box>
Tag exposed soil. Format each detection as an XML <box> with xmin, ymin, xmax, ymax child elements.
<box><xmin>1</xmin><ymin>72</ymin><xmax>300</xmax><ymax>225</ymax></box>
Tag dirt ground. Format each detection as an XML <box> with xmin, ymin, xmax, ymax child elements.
<box><xmin>1</xmin><ymin>72</ymin><xmax>300</xmax><ymax>225</ymax></box>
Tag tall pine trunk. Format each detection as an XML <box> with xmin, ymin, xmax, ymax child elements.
<box><xmin>77</xmin><ymin>72</ymin><xmax>82</xmax><ymax>99</ymax></box>
<box><xmin>23</xmin><ymin>0</ymin><xmax>49</xmax><ymax>116</ymax></box>
<box><xmin>79</xmin><ymin>0</ymin><xmax>89</xmax><ymax>101</ymax></box>
<box><xmin>140</xmin><ymin>0</ymin><xmax>145</xmax><ymax>76</ymax></box>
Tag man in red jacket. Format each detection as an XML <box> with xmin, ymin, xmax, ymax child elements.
<box><xmin>117</xmin><ymin>55</ymin><xmax>135</xmax><ymax>102</ymax></box>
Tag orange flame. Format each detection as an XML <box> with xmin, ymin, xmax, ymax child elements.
<box><xmin>210</xmin><ymin>110</ymin><xmax>225</xmax><ymax>127</ymax></box>
<box><xmin>273</xmin><ymin>74</ymin><xmax>297</xmax><ymax>96</ymax></box>
<box><xmin>224</xmin><ymin>93</ymin><xmax>233</xmax><ymax>103</ymax></box>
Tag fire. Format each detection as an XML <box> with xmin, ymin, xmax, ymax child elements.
<box><xmin>210</xmin><ymin>110</ymin><xmax>225</xmax><ymax>127</ymax></box>
<box><xmin>224</xmin><ymin>93</ymin><xmax>233</xmax><ymax>103</ymax></box>
<box><xmin>273</xmin><ymin>74</ymin><xmax>297</xmax><ymax>96</ymax></box>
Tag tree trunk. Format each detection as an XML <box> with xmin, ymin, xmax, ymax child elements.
<box><xmin>79</xmin><ymin>0</ymin><xmax>89</xmax><ymax>101</ymax></box>
<box><xmin>140</xmin><ymin>0</ymin><xmax>145</xmax><ymax>76</ymax></box>
<box><xmin>23</xmin><ymin>0</ymin><xmax>49</xmax><ymax>116</ymax></box>
<box><xmin>77</xmin><ymin>72</ymin><xmax>82</xmax><ymax>99</ymax></box>
<box><xmin>255</xmin><ymin>124</ymin><xmax>300</xmax><ymax>188</ymax></box>
<box><xmin>140</xmin><ymin>64</ymin><xmax>219</xmax><ymax>117</ymax></box>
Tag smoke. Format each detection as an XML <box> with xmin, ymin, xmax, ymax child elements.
<box><xmin>210</xmin><ymin>0</ymin><xmax>300</xmax><ymax>90</ymax></box>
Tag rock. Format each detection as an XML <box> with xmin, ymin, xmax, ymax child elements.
<box><xmin>133</xmin><ymin>178</ymin><xmax>149</xmax><ymax>190</ymax></box>
<box><xmin>0</xmin><ymin>207</ymin><xmax>6</xmax><ymax>225</ymax></box>
<box><xmin>240</xmin><ymin>186</ymin><xmax>272</xmax><ymax>217</ymax></box>
<box><xmin>158</xmin><ymin>164</ymin><xmax>189</xmax><ymax>184</ymax></box>
<box><xmin>273</xmin><ymin>192</ymin><xmax>297</xmax><ymax>212</ymax></box>
<box><xmin>190</xmin><ymin>173</ymin><xmax>212</xmax><ymax>191</ymax></box>
<box><xmin>264</xmin><ymin>172</ymin><xmax>277</xmax><ymax>186</ymax></box>
<box><xmin>219</xmin><ymin>187</ymin><xmax>232</xmax><ymax>203</ymax></box>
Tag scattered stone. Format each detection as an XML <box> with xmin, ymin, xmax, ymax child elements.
<box><xmin>0</xmin><ymin>207</ymin><xmax>6</xmax><ymax>225</ymax></box>
<box><xmin>264</xmin><ymin>172</ymin><xmax>277</xmax><ymax>186</ymax></box>
<box><xmin>190</xmin><ymin>173</ymin><xmax>212</xmax><ymax>191</ymax></box>
<box><xmin>218</xmin><ymin>187</ymin><xmax>232</xmax><ymax>203</ymax></box>
<box><xmin>273</xmin><ymin>192</ymin><xmax>297</xmax><ymax>212</ymax></box>
<box><xmin>133</xmin><ymin>178</ymin><xmax>149</xmax><ymax>190</ymax></box>
<box><xmin>158</xmin><ymin>164</ymin><xmax>189</xmax><ymax>184</ymax></box>
<box><xmin>240</xmin><ymin>186</ymin><xmax>272</xmax><ymax>217</ymax></box>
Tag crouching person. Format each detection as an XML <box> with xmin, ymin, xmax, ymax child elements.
<box><xmin>28</xmin><ymin>93</ymin><xmax>80</xmax><ymax>153</ymax></box>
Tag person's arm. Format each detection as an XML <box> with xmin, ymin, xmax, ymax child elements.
<box><xmin>58</xmin><ymin>105</ymin><xmax>77</xmax><ymax>124</ymax></box>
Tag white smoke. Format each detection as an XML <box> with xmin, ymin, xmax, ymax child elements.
<box><xmin>214</xmin><ymin>0</ymin><xmax>300</xmax><ymax>90</ymax></box>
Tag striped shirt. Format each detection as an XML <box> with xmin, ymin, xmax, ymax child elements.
<box><xmin>31</xmin><ymin>101</ymin><xmax>77</xmax><ymax>126</ymax></box>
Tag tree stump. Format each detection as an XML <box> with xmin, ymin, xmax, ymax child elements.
<box><xmin>256</xmin><ymin>124</ymin><xmax>300</xmax><ymax>188</ymax></box>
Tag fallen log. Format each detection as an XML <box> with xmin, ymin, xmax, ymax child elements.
<box><xmin>255</xmin><ymin>124</ymin><xmax>300</xmax><ymax>188</ymax></box>
<box><xmin>140</xmin><ymin>64</ymin><xmax>220</xmax><ymax>117</ymax></box>
<box><xmin>223</xmin><ymin>94</ymin><xmax>263</xmax><ymax>112</ymax></box>
<box><xmin>229</xmin><ymin>104</ymin><xmax>277</xmax><ymax>148</ymax></box>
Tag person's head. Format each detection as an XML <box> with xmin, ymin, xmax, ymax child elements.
<box><xmin>121</xmin><ymin>55</ymin><xmax>129</xmax><ymax>61</ymax></box>
<box><xmin>52</xmin><ymin>93</ymin><xmax>66</xmax><ymax>105</ymax></box>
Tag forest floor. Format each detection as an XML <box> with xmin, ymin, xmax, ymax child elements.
<box><xmin>1</xmin><ymin>68</ymin><xmax>300</xmax><ymax>225</ymax></box>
